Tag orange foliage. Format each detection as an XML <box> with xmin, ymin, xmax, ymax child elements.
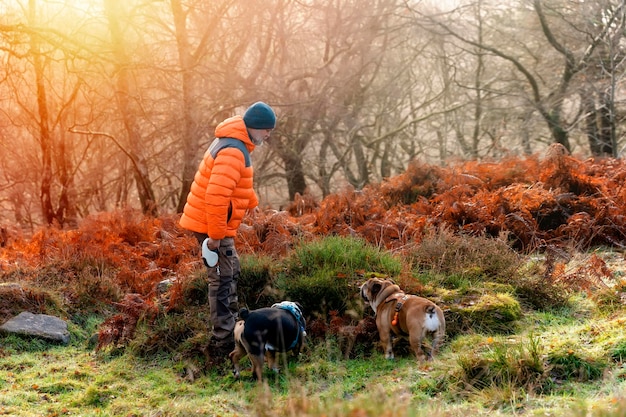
<box><xmin>3</xmin><ymin>152</ymin><xmax>624</xmax><ymax>273</ymax></box>
<box><xmin>0</xmin><ymin>209</ymin><xmax>198</xmax><ymax>316</ymax></box>
<box><xmin>2</xmin><ymin>152</ymin><xmax>626</xmax><ymax>334</ymax></box>
<box><xmin>550</xmin><ymin>253</ymin><xmax>612</xmax><ymax>293</ymax></box>
<box><xmin>96</xmin><ymin>293</ymin><xmax>158</xmax><ymax>351</ymax></box>
<box><xmin>235</xmin><ymin>152</ymin><xmax>626</xmax><ymax>253</ymax></box>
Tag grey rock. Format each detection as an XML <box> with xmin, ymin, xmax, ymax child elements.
<box><xmin>157</xmin><ymin>278</ymin><xmax>176</xmax><ymax>294</ymax></box>
<box><xmin>0</xmin><ymin>311</ymin><xmax>70</xmax><ymax>345</ymax></box>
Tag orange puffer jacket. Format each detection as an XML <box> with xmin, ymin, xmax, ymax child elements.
<box><xmin>179</xmin><ymin>115</ymin><xmax>258</xmax><ymax>239</ymax></box>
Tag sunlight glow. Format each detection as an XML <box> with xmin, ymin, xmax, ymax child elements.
<box><xmin>63</xmin><ymin>0</ymin><xmax>104</xmax><ymax>14</ymax></box>
<box><xmin>0</xmin><ymin>0</ymin><xmax>104</xmax><ymax>22</ymax></box>
<box><xmin>43</xmin><ymin>0</ymin><xmax>104</xmax><ymax>14</ymax></box>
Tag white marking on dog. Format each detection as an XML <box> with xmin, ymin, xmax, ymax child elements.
<box><xmin>424</xmin><ymin>312</ymin><xmax>440</xmax><ymax>332</ymax></box>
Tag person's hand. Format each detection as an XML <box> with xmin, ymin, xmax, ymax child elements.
<box><xmin>202</xmin><ymin>238</ymin><xmax>220</xmax><ymax>267</ymax></box>
<box><xmin>206</xmin><ymin>237</ymin><xmax>221</xmax><ymax>250</ymax></box>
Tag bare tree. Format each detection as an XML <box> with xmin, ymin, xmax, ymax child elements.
<box><xmin>4</xmin><ymin>0</ymin><xmax>626</xmax><ymax>229</ymax></box>
<box><xmin>257</xmin><ymin>0</ymin><xmax>440</xmax><ymax>201</ymax></box>
<box><xmin>103</xmin><ymin>0</ymin><xmax>158</xmax><ymax>216</ymax></box>
<box><xmin>0</xmin><ymin>0</ymin><xmax>100</xmax><ymax>227</ymax></box>
<box><xmin>169</xmin><ymin>0</ymin><xmax>238</xmax><ymax>212</ymax></box>
<box><xmin>412</xmin><ymin>0</ymin><xmax>626</xmax><ymax>154</ymax></box>
<box><xmin>28</xmin><ymin>0</ymin><xmax>56</xmax><ymax>224</ymax></box>
<box><xmin>579</xmin><ymin>0</ymin><xmax>626</xmax><ymax>157</ymax></box>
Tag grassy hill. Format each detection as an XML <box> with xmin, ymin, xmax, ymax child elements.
<box><xmin>2</xmin><ymin>231</ymin><xmax>626</xmax><ymax>416</ymax></box>
<box><xmin>2</xmin><ymin>153</ymin><xmax>626</xmax><ymax>416</ymax></box>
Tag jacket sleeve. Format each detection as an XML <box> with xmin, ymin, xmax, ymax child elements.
<box><xmin>248</xmin><ymin>190</ymin><xmax>259</xmax><ymax>209</ymax></box>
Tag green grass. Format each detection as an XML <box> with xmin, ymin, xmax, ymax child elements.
<box><xmin>276</xmin><ymin>236</ymin><xmax>403</xmax><ymax>316</ymax></box>
<box><xmin>3</xmin><ymin>308</ymin><xmax>626</xmax><ymax>417</ymax></box>
<box><xmin>286</xmin><ymin>235</ymin><xmax>403</xmax><ymax>277</ymax></box>
<box><xmin>3</xmin><ymin>236</ymin><xmax>626</xmax><ymax>416</ymax></box>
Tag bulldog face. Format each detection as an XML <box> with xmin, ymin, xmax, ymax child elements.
<box><xmin>360</xmin><ymin>278</ymin><xmax>394</xmax><ymax>312</ymax></box>
<box><xmin>360</xmin><ymin>282</ymin><xmax>372</xmax><ymax>305</ymax></box>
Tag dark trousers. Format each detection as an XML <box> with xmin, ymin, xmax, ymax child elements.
<box><xmin>194</xmin><ymin>233</ymin><xmax>240</xmax><ymax>342</ymax></box>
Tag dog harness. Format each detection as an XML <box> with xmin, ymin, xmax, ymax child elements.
<box><xmin>385</xmin><ymin>292</ymin><xmax>410</xmax><ymax>328</ymax></box>
<box><xmin>269</xmin><ymin>301</ymin><xmax>307</xmax><ymax>351</ymax></box>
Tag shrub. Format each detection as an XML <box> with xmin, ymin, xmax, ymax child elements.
<box><xmin>0</xmin><ymin>282</ymin><xmax>65</xmax><ymax>322</ymax></box>
<box><xmin>609</xmin><ymin>340</ymin><xmax>626</xmax><ymax>363</ymax></box>
<box><xmin>408</xmin><ymin>229</ymin><xmax>570</xmax><ymax>312</ymax></box>
<box><xmin>512</xmin><ymin>273</ymin><xmax>570</xmax><ymax>311</ymax></box>
<box><xmin>406</xmin><ymin>228</ymin><xmax>522</xmax><ymax>283</ymax></box>
<box><xmin>278</xmin><ymin>268</ymin><xmax>353</xmax><ymax>317</ymax></box>
<box><xmin>180</xmin><ymin>272</ymin><xmax>209</xmax><ymax>306</ymax></box>
<box><xmin>546</xmin><ymin>349</ymin><xmax>607</xmax><ymax>382</ymax></box>
<box><xmin>238</xmin><ymin>254</ymin><xmax>281</xmax><ymax>310</ymax></box>
<box><xmin>285</xmin><ymin>236</ymin><xmax>402</xmax><ymax>276</ymax></box>
<box><xmin>447</xmin><ymin>293</ymin><xmax>522</xmax><ymax>336</ymax></box>
<box><xmin>127</xmin><ymin>305</ymin><xmax>209</xmax><ymax>358</ymax></box>
<box><xmin>275</xmin><ymin>236</ymin><xmax>402</xmax><ymax>317</ymax></box>
<box><xmin>592</xmin><ymin>287</ymin><xmax>623</xmax><ymax>315</ymax></box>
<box><xmin>449</xmin><ymin>335</ymin><xmax>547</xmax><ymax>396</ymax></box>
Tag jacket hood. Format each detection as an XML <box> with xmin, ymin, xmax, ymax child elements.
<box><xmin>214</xmin><ymin>115</ymin><xmax>255</xmax><ymax>152</ymax></box>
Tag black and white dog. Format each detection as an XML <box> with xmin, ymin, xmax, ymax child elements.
<box><xmin>229</xmin><ymin>301</ymin><xmax>306</xmax><ymax>381</ymax></box>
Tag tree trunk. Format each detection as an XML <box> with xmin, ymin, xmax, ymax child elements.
<box><xmin>104</xmin><ymin>0</ymin><xmax>158</xmax><ymax>216</ymax></box>
<box><xmin>351</xmin><ymin>137</ymin><xmax>369</xmax><ymax>189</ymax></box>
<box><xmin>171</xmin><ymin>0</ymin><xmax>200</xmax><ymax>213</ymax></box>
<box><xmin>582</xmin><ymin>89</ymin><xmax>603</xmax><ymax>156</ymax></box>
<box><xmin>54</xmin><ymin>128</ymin><xmax>77</xmax><ymax>227</ymax></box>
<box><xmin>29</xmin><ymin>0</ymin><xmax>54</xmax><ymax>225</ymax></box>
<box><xmin>317</xmin><ymin>140</ymin><xmax>332</xmax><ymax>197</ymax></box>
<box><xmin>546</xmin><ymin>110</ymin><xmax>571</xmax><ymax>152</ymax></box>
<box><xmin>598</xmin><ymin>90</ymin><xmax>615</xmax><ymax>156</ymax></box>
<box><xmin>379</xmin><ymin>140</ymin><xmax>392</xmax><ymax>179</ymax></box>
<box><xmin>283</xmin><ymin>151</ymin><xmax>307</xmax><ymax>201</ymax></box>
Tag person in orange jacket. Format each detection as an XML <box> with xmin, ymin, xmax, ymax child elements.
<box><xmin>179</xmin><ymin>101</ymin><xmax>276</xmax><ymax>364</ymax></box>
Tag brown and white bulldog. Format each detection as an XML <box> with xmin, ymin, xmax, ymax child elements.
<box><xmin>360</xmin><ymin>277</ymin><xmax>445</xmax><ymax>361</ymax></box>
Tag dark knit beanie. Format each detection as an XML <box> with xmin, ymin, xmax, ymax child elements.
<box><xmin>243</xmin><ymin>102</ymin><xmax>276</xmax><ymax>129</ymax></box>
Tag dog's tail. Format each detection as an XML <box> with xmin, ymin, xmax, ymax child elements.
<box><xmin>424</xmin><ymin>305</ymin><xmax>442</xmax><ymax>332</ymax></box>
<box><xmin>239</xmin><ymin>307</ymin><xmax>250</xmax><ymax>321</ymax></box>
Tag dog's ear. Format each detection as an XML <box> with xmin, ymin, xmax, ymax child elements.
<box><xmin>371</xmin><ymin>282</ymin><xmax>382</xmax><ymax>297</ymax></box>
<box><xmin>239</xmin><ymin>307</ymin><xmax>250</xmax><ymax>320</ymax></box>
